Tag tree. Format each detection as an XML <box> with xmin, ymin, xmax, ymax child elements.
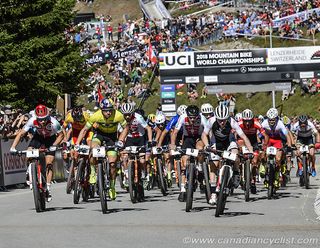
<box><xmin>0</xmin><ymin>0</ymin><xmax>91</xmax><ymax>109</ymax></box>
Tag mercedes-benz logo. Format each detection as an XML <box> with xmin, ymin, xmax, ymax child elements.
<box><xmin>240</xmin><ymin>67</ymin><xmax>247</xmax><ymax>73</ymax></box>
<box><xmin>285</xmin><ymin>73</ymin><xmax>290</xmax><ymax>78</ymax></box>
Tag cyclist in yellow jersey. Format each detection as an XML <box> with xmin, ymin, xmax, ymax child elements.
<box><xmin>76</xmin><ymin>99</ymin><xmax>127</xmax><ymax>200</ymax></box>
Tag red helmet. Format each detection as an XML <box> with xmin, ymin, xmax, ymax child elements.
<box><xmin>35</xmin><ymin>104</ymin><xmax>49</xmax><ymax>119</ymax></box>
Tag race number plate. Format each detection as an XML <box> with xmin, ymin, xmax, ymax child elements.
<box><xmin>299</xmin><ymin>145</ymin><xmax>309</xmax><ymax>153</ymax></box>
<box><xmin>186</xmin><ymin>148</ymin><xmax>199</xmax><ymax>157</ymax></box>
<box><xmin>266</xmin><ymin>146</ymin><xmax>277</xmax><ymax>156</ymax></box>
<box><xmin>242</xmin><ymin>146</ymin><xmax>251</xmax><ymax>154</ymax></box>
<box><xmin>26</xmin><ymin>149</ymin><xmax>39</xmax><ymax>158</ymax></box>
<box><xmin>171</xmin><ymin>150</ymin><xmax>181</xmax><ymax>156</ymax></box>
<box><xmin>92</xmin><ymin>147</ymin><xmax>106</xmax><ymax>158</ymax></box>
<box><xmin>209</xmin><ymin>153</ymin><xmax>220</xmax><ymax>161</ymax></box>
<box><xmin>222</xmin><ymin>151</ymin><xmax>237</xmax><ymax>161</ymax></box>
<box><xmin>152</xmin><ymin>147</ymin><xmax>161</xmax><ymax>155</ymax></box>
<box><xmin>79</xmin><ymin>145</ymin><xmax>90</xmax><ymax>155</ymax></box>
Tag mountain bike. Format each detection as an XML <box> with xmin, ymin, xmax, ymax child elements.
<box><xmin>297</xmin><ymin>145</ymin><xmax>312</xmax><ymax>189</ymax></box>
<box><xmin>124</xmin><ymin>145</ymin><xmax>147</xmax><ymax>203</ymax></box>
<box><xmin>73</xmin><ymin>145</ymin><xmax>91</xmax><ymax>204</ymax></box>
<box><xmin>265</xmin><ymin>146</ymin><xmax>277</xmax><ymax>199</ymax></box>
<box><xmin>152</xmin><ymin>146</ymin><xmax>169</xmax><ymax>196</ymax></box>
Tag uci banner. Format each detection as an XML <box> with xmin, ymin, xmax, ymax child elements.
<box><xmin>159</xmin><ymin>46</ymin><xmax>320</xmax><ymax>84</ymax></box>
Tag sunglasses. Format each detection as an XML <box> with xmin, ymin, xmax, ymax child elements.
<box><xmin>37</xmin><ymin>117</ymin><xmax>49</xmax><ymax>122</ymax></box>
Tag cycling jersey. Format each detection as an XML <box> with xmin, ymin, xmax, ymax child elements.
<box><xmin>238</xmin><ymin>118</ymin><xmax>264</xmax><ymax>144</ymax></box>
<box><xmin>261</xmin><ymin>119</ymin><xmax>288</xmax><ymax>139</ymax></box>
<box><xmin>175</xmin><ymin>114</ymin><xmax>207</xmax><ymax>137</ymax></box>
<box><xmin>86</xmin><ymin>109</ymin><xmax>126</xmax><ymax>134</ymax></box>
<box><xmin>23</xmin><ymin>116</ymin><xmax>62</xmax><ymax>138</ymax></box>
<box><xmin>204</xmin><ymin>117</ymin><xmax>244</xmax><ymax>144</ymax></box>
<box><xmin>165</xmin><ymin>115</ymin><xmax>179</xmax><ymax>131</ymax></box>
<box><xmin>127</xmin><ymin>112</ymin><xmax>148</xmax><ymax>138</ymax></box>
<box><xmin>63</xmin><ymin>111</ymin><xmax>90</xmax><ymax>132</ymax></box>
<box><xmin>292</xmin><ymin>121</ymin><xmax>317</xmax><ymax>139</ymax></box>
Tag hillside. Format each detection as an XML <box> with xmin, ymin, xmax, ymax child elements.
<box><xmin>74</xmin><ymin>0</ymin><xmax>142</xmax><ymax>24</ymax></box>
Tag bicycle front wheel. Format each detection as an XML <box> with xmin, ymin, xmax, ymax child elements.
<box><xmin>128</xmin><ymin>161</ymin><xmax>137</xmax><ymax>203</ymax></box>
<box><xmin>302</xmin><ymin>155</ymin><xmax>310</xmax><ymax>189</ymax></box>
<box><xmin>98</xmin><ymin>161</ymin><xmax>108</xmax><ymax>214</ymax></box>
<box><xmin>215</xmin><ymin>166</ymin><xmax>229</xmax><ymax>217</ymax></box>
<box><xmin>31</xmin><ymin>162</ymin><xmax>44</xmax><ymax>213</ymax></box>
<box><xmin>157</xmin><ymin>158</ymin><xmax>167</xmax><ymax>196</ymax></box>
<box><xmin>186</xmin><ymin>162</ymin><xmax>195</xmax><ymax>212</ymax></box>
<box><xmin>244</xmin><ymin>160</ymin><xmax>251</xmax><ymax>202</ymax></box>
<box><xmin>202</xmin><ymin>161</ymin><xmax>212</xmax><ymax>204</ymax></box>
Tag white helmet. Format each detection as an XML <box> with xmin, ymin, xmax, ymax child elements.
<box><xmin>155</xmin><ymin>113</ymin><xmax>166</xmax><ymax>124</ymax></box>
<box><xmin>242</xmin><ymin>109</ymin><xmax>254</xmax><ymax>120</ymax></box>
<box><xmin>266</xmin><ymin>108</ymin><xmax>278</xmax><ymax>119</ymax></box>
<box><xmin>120</xmin><ymin>103</ymin><xmax>134</xmax><ymax>114</ymax></box>
<box><xmin>258</xmin><ymin>115</ymin><xmax>264</xmax><ymax>123</ymax></box>
<box><xmin>177</xmin><ymin>105</ymin><xmax>187</xmax><ymax>116</ymax></box>
<box><xmin>215</xmin><ymin>104</ymin><xmax>229</xmax><ymax>120</ymax></box>
<box><xmin>234</xmin><ymin>113</ymin><xmax>242</xmax><ymax>122</ymax></box>
<box><xmin>201</xmin><ymin>103</ymin><xmax>214</xmax><ymax>114</ymax></box>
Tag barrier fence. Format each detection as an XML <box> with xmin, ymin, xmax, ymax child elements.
<box><xmin>0</xmin><ymin>139</ymin><xmax>66</xmax><ymax>187</ymax></box>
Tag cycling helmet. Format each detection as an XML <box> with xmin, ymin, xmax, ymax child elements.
<box><xmin>298</xmin><ymin>115</ymin><xmax>308</xmax><ymax>125</ymax></box>
<box><xmin>147</xmin><ymin>113</ymin><xmax>156</xmax><ymax>123</ymax></box>
<box><xmin>35</xmin><ymin>104</ymin><xmax>49</xmax><ymax>119</ymax></box>
<box><xmin>282</xmin><ymin>115</ymin><xmax>291</xmax><ymax>126</ymax></box>
<box><xmin>186</xmin><ymin>105</ymin><xmax>200</xmax><ymax>117</ymax></box>
<box><xmin>242</xmin><ymin>109</ymin><xmax>254</xmax><ymax>120</ymax></box>
<box><xmin>120</xmin><ymin>103</ymin><xmax>134</xmax><ymax>114</ymax></box>
<box><xmin>201</xmin><ymin>103</ymin><xmax>214</xmax><ymax>114</ymax></box>
<box><xmin>71</xmin><ymin>107</ymin><xmax>84</xmax><ymax>122</ymax></box>
<box><xmin>215</xmin><ymin>104</ymin><xmax>229</xmax><ymax>120</ymax></box>
<box><xmin>155</xmin><ymin>113</ymin><xmax>166</xmax><ymax>124</ymax></box>
<box><xmin>177</xmin><ymin>105</ymin><xmax>187</xmax><ymax>116</ymax></box>
<box><xmin>100</xmin><ymin>98</ymin><xmax>113</xmax><ymax>110</ymax></box>
<box><xmin>234</xmin><ymin>113</ymin><xmax>242</xmax><ymax>122</ymax></box>
<box><xmin>258</xmin><ymin>115</ymin><xmax>264</xmax><ymax>123</ymax></box>
<box><xmin>266</xmin><ymin>108</ymin><xmax>278</xmax><ymax>119</ymax></box>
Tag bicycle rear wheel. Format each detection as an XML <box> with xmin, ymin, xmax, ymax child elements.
<box><xmin>128</xmin><ymin>161</ymin><xmax>137</xmax><ymax>203</ymax></box>
<box><xmin>202</xmin><ymin>161</ymin><xmax>211</xmax><ymax>204</ymax></box>
<box><xmin>302</xmin><ymin>155</ymin><xmax>310</xmax><ymax>189</ymax></box>
<box><xmin>186</xmin><ymin>162</ymin><xmax>195</xmax><ymax>212</ymax></box>
<box><xmin>66</xmin><ymin>159</ymin><xmax>75</xmax><ymax>194</ymax></box>
<box><xmin>31</xmin><ymin>162</ymin><xmax>44</xmax><ymax>212</ymax></box>
<box><xmin>157</xmin><ymin>158</ymin><xmax>168</xmax><ymax>196</ymax></box>
<box><xmin>73</xmin><ymin>159</ymin><xmax>85</xmax><ymax>204</ymax></box>
<box><xmin>267</xmin><ymin>161</ymin><xmax>275</xmax><ymax>199</ymax></box>
<box><xmin>215</xmin><ymin>166</ymin><xmax>229</xmax><ymax>217</ymax></box>
<box><xmin>98</xmin><ymin>161</ymin><xmax>108</xmax><ymax>214</ymax></box>
<box><xmin>244</xmin><ymin>160</ymin><xmax>251</xmax><ymax>202</ymax></box>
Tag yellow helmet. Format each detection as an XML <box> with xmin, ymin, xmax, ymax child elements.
<box><xmin>282</xmin><ymin>115</ymin><xmax>290</xmax><ymax>125</ymax></box>
<box><xmin>147</xmin><ymin>113</ymin><xmax>156</xmax><ymax>123</ymax></box>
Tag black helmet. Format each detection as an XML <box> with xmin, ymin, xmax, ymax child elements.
<box><xmin>298</xmin><ymin>115</ymin><xmax>308</xmax><ymax>125</ymax></box>
<box><xmin>186</xmin><ymin>105</ymin><xmax>200</xmax><ymax>117</ymax></box>
<box><xmin>71</xmin><ymin>107</ymin><xmax>83</xmax><ymax>122</ymax></box>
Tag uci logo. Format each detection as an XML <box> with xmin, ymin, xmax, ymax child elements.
<box><xmin>165</xmin><ymin>55</ymin><xmax>192</xmax><ymax>66</ymax></box>
<box><xmin>161</xmin><ymin>53</ymin><xmax>194</xmax><ymax>69</ymax></box>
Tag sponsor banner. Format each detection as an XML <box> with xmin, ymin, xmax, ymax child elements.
<box><xmin>207</xmin><ymin>82</ymin><xmax>291</xmax><ymax>94</ymax></box>
<box><xmin>113</xmin><ymin>46</ymin><xmax>139</xmax><ymax>60</ymax></box>
<box><xmin>161</xmin><ymin>85</ymin><xmax>175</xmax><ymax>92</ymax></box>
<box><xmin>163</xmin><ymin>112</ymin><xmax>176</xmax><ymax>117</ymax></box>
<box><xmin>0</xmin><ymin>139</ymin><xmax>28</xmax><ymax>186</ymax></box>
<box><xmin>161</xmin><ymin>92</ymin><xmax>175</xmax><ymax>98</ymax></box>
<box><xmin>299</xmin><ymin>71</ymin><xmax>314</xmax><ymax>79</ymax></box>
<box><xmin>86</xmin><ymin>53</ymin><xmax>106</xmax><ymax>64</ymax></box>
<box><xmin>185</xmin><ymin>76</ymin><xmax>200</xmax><ymax>83</ymax></box>
<box><xmin>267</xmin><ymin>46</ymin><xmax>320</xmax><ymax>65</ymax></box>
<box><xmin>162</xmin><ymin>104</ymin><xmax>176</xmax><ymax>111</ymax></box>
<box><xmin>159</xmin><ymin>52</ymin><xmax>195</xmax><ymax>69</ymax></box>
<box><xmin>162</xmin><ymin>98</ymin><xmax>175</xmax><ymax>104</ymax></box>
<box><xmin>204</xmin><ymin>75</ymin><xmax>218</xmax><ymax>83</ymax></box>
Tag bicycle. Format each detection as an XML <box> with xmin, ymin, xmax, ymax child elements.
<box><xmin>171</xmin><ymin>148</ymin><xmax>182</xmax><ymax>188</ymax></box>
<box><xmin>215</xmin><ymin>150</ymin><xmax>238</xmax><ymax>217</ymax></box>
<box><xmin>265</xmin><ymin>146</ymin><xmax>278</xmax><ymax>199</ymax></box>
<box><xmin>239</xmin><ymin>147</ymin><xmax>254</xmax><ymax>202</ymax></box>
<box><xmin>124</xmin><ymin>145</ymin><xmax>146</xmax><ymax>203</ymax></box>
<box><xmin>93</xmin><ymin>144</ymin><xmax>116</xmax><ymax>214</ymax></box>
<box><xmin>14</xmin><ymin>146</ymin><xmax>60</xmax><ymax>213</ymax></box>
<box><xmin>152</xmin><ymin>146</ymin><xmax>169</xmax><ymax>196</ymax></box>
<box><xmin>73</xmin><ymin>145</ymin><xmax>91</xmax><ymax>204</ymax></box>
<box><xmin>297</xmin><ymin>145</ymin><xmax>312</xmax><ymax>189</ymax></box>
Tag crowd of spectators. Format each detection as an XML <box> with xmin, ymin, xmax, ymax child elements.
<box><xmin>62</xmin><ymin>0</ymin><xmax>320</xmax><ymax>112</ymax></box>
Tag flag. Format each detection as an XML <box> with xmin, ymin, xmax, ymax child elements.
<box><xmin>148</xmin><ymin>39</ymin><xmax>157</xmax><ymax>64</ymax></box>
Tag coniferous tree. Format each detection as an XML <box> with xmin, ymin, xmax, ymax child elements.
<box><xmin>0</xmin><ymin>0</ymin><xmax>90</xmax><ymax>109</ymax></box>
